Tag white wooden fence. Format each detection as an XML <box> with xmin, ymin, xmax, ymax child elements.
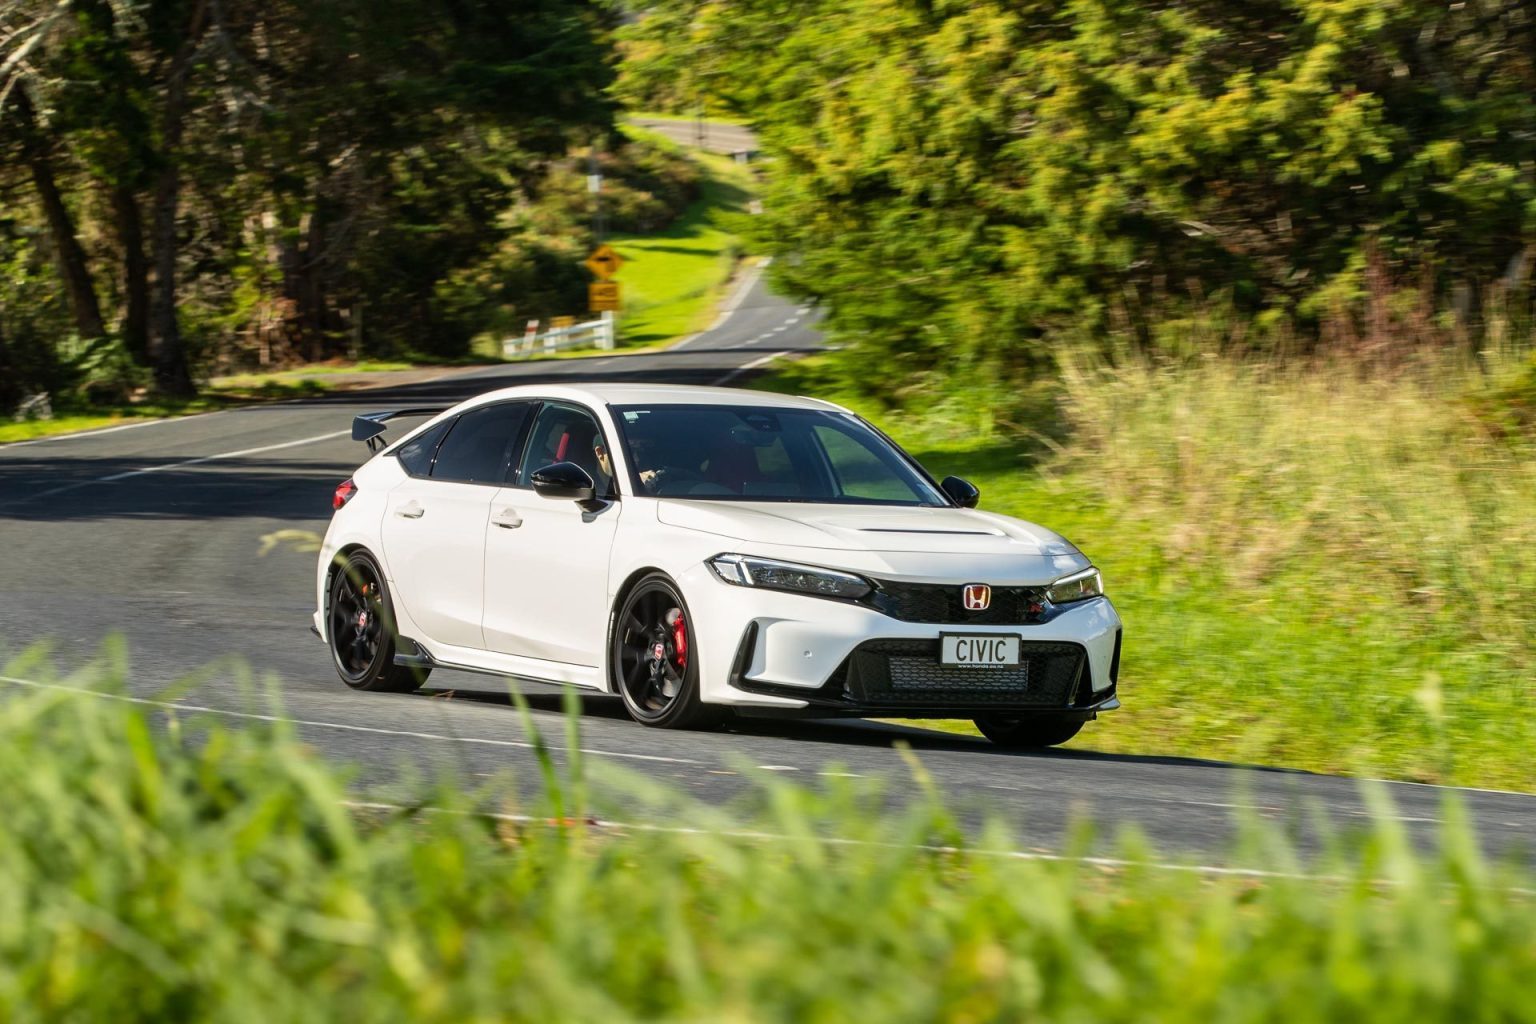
<box><xmin>504</xmin><ymin>312</ymin><xmax>615</xmax><ymax>359</ymax></box>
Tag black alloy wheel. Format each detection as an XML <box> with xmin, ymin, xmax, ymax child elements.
<box><xmin>973</xmin><ymin>716</ymin><xmax>1083</xmax><ymax>750</ymax></box>
<box><xmin>327</xmin><ymin>550</ymin><xmax>429</xmax><ymax>693</ymax></box>
<box><xmin>611</xmin><ymin>573</ymin><xmax>719</xmax><ymax>729</ymax></box>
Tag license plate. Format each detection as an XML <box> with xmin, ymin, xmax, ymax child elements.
<box><xmin>940</xmin><ymin>634</ymin><xmax>1021</xmax><ymax>669</ymax></box>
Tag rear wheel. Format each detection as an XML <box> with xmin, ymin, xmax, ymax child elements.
<box><xmin>327</xmin><ymin>550</ymin><xmax>429</xmax><ymax>693</ymax></box>
<box><xmin>974</xmin><ymin>716</ymin><xmax>1082</xmax><ymax>749</ymax></box>
<box><xmin>611</xmin><ymin>573</ymin><xmax>719</xmax><ymax>729</ymax></box>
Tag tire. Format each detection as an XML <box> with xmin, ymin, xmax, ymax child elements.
<box><xmin>973</xmin><ymin>716</ymin><xmax>1083</xmax><ymax>749</ymax></box>
<box><xmin>610</xmin><ymin>572</ymin><xmax>721</xmax><ymax>729</ymax></box>
<box><xmin>326</xmin><ymin>550</ymin><xmax>430</xmax><ymax>693</ymax></box>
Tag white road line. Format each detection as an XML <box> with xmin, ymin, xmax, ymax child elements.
<box><xmin>6</xmin><ymin>674</ymin><xmax>1527</xmax><ymax>883</ymax></box>
<box><xmin>676</xmin><ymin>259</ymin><xmax>773</xmax><ymax>350</ymax></box>
<box><xmin>340</xmin><ymin>799</ymin><xmax>1534</xmax><ymax>892</ymax></box>
<box><xmin>1</xmin><ymin>417</ymin><xmax>184</xmax><ymax>451</ymax></box>
<box><xmin>714</xmin><ymin>351</ymin><xmax>792</xmax><ymax>387</ymax></box>
<box><xmin>0</xmin><ymin>674</ymin><xmax>703</xmax><ymax>766</ymax></box>
<box><xmin>97</xmin><ymin>430</ymin><xmax>352</xmax><ymax>481</ymax></box>
<box><xmin>15</xmin><ymin>429</ymin><xmax>352</xmax><ymax>504</ymax></box>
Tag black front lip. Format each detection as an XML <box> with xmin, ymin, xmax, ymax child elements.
<box><xmin>730</xmin><ymin>690</ymin><xmax>1121</xmax><ymax>720</ymax></box>
<box><xmin>726</xmin><ymin>622</ymin><xmax>1120</xmax><ymax>718</ymax></box>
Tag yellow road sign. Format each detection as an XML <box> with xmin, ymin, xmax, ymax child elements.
<box><xmin>589</xmin><ymin>282</ymin><xmax>621</xmax><ymax>312</ymax></box>
<box><xmin>550</xmin><ymin>315</ymin><xmax>575</xmax><ymax>329</ymax></box>
<box><xmin>585</xmin><ymin>244</ymin><xmax>625</xmax><ymax>280</ymax></box>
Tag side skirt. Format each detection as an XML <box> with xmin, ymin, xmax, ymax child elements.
<box><xmin>394</xmin><ymin>635</ymin><xmax>609</xmax><ymax>692</ymax></box>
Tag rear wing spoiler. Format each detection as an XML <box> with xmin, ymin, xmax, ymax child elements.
<box><xmin>352</xmin><ymin>407</ymin><xmax>452</xmax><ymax>453</ymax></box>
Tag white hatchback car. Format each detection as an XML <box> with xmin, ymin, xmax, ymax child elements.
<box><xmin>314</xmin><ymin>384</ymin><xmax>1121</xmax><ymax>748</ymax></box>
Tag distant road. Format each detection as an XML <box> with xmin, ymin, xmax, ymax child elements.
<box><xmin>628</xmin><ymin>116</ymin><xmax>758</xmax><ymax>156</ymax></box>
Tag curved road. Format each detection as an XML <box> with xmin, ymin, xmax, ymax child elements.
<box><xmin>2</xmin><ymin>267</ymin><xmax>1532</xmax><ymax>872</ymax></box>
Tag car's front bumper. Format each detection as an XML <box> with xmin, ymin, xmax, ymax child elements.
<box><xmin>730</xmin><ymin>628</ymin><xmax>1121</xmax><ymax>719</ymax></box>
<box><xmin>682</xmin><ymin>565</ymin><xmax>1122</xmax><ymax>717</ymax></box>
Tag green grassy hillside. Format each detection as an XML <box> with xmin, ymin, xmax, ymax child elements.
<box><xmin>764</xmin><ymin>349</ymin><xmax>1536</xmax><ymax>790</ymax></box>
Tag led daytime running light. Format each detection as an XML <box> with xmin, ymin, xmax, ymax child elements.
<box><xmin>708</xmin><ymin>554</ymin><xmax>872</xmax><ymax>600</ymax></box>
<box><xmin>1046</xmin><ymin>567</ymin><xmax>1103</xmax><ymax>604</ymax></box>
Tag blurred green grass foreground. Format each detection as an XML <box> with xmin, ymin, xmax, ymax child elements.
<box><xmin>767</xmin><ymin>345</ymin><xmax>1536</xmax><ymax>792</ymax></box>
<box><xmin>2</xmin><ymin>645</ymin><xmax>1534</xmax><ymax>1021</ymax></box>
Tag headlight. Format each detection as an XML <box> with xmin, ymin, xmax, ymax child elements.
<box><xmin>1046</xmin><ymin>566</ymin><xmax>1103</xmax><ymax>604</ymax></box>
<box><xmin>708</xmin><ymin>554</ymin><xmax>872</xmax><ymax>600</ymax></box>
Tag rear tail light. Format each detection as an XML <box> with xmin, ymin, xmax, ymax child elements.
<box><xmin>333</xmin><ymin>479</ymin><xmax>358</xmax><ymax>511</ymax></box>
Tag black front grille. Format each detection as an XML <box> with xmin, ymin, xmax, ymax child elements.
<box><xmin>865</xmin><ymin>581</ymin><xmax>1049</xmax><ymax>625</ymax></box>
<box><xmin>840</xmin><ymin>639</ymin><xmax>1085</xmax><ymax>708</ymax></box>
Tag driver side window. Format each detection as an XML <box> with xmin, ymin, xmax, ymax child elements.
<box><xmin>516</xmin><ymin>404</ymin><xmax>616</xmax><ymax>497</ymax></box>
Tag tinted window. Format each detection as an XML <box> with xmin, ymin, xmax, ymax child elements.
<box><xmin>430</xmin><ymin>402</ymin><xmax>532</xmax><ymax>484</ymax></box>
<box><xmin>813</xmin><ymin>424</ymin><xmax>923</xmax><ymax>502</ymax></box>
<box><xmin>516</xmin><ymin>403</ymin><xmax>617</xmax><ymax>497</ymax></box>
<box><xmin>613</xmin><ymin>405</ymin><xmax>946</xmax><ymax>505</ymax></box>
<box><xmin>394</xmin><ymin>419</ymin><xmax>453</xmax><ymax>478</ymax></box>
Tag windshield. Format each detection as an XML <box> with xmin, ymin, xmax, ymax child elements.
<box><xmin>611</xmin><ymin>404</ymin><xmax>948</xmax><ymax>506</ymax></box>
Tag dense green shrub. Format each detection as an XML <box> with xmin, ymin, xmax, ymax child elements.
<box><xmin>623</xmin><ymin>0</ymin><xmax>1536</xmax><ymax>399</ymax></box>
<box><xmin>1</xmin><ymin>643</ymin><xmax>1533</xmax><ymax>1021</ymax></box>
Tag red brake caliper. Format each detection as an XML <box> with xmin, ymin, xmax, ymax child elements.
<box><xmin>670</xmin><ymin>610</ymin><xmax>687</xmax><ymax>670</ymax></box>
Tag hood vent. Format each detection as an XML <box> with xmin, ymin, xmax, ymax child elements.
<box><xmin>858</xmin><ymin>528</ymin><xmax>995</xmax><ymax>536</ymax></box>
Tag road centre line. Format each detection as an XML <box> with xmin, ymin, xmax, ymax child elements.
<box><xmin>678</xmin><ymin>258</ymin><xmax>773</xmax><ymax>348</ymax></box>
<box><xmin>713</xmin><ymin>350</ymin><xmax>792</xmax><ymax>387</ymax></box>
<box><xmin>0</xmin><ymin>673</ymin><xmax>704</xmax><ymax>766</ymax></box>
<box><xmin>97</xmin><ymin>429</ymin><xmax>353</xmax><ymax>482</ymax></box>
<box><xmin>15</xmin><ymin>429</ymin><xmax>353</xmax><ymax>504</ymax></box>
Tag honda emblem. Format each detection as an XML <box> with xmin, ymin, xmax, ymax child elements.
<box><xmin>962</xmin><ymin>584</ymin><xmax>991</xmax><ymax>611</ymax></box>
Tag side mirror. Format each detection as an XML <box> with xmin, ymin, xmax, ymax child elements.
<box><xmin>940</xmin><ymin>475</ymin><xmax>980</xmax><ymax>508</ymax></box>
<box><xmin>531</xmin><ymin>461</ymin><xmax>596</xmax><ymax>502</ymax></box>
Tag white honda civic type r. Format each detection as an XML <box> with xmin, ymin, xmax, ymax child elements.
<box><xmin>313</xmin><ymin>383</ymin><xmax>1121</xmax><ymax>748</ymax></box>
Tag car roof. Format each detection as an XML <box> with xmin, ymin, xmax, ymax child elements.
<box><xmin>455</xmin><ymin>382</ymin><xmax>849</xmax><ymax>414</ymax></box>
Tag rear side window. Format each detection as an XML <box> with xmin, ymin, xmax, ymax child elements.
<box><xmin>430</xmin><ymin>402</ymin><xmax>533</xmax><ymax>484</ymax></box>
<box><xmin>394</xmin><ymin>419</ymin><xmax>453</xmax><ymax>478</ymax></box>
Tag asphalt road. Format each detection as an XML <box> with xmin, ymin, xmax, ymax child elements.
<box><xmin>2</xmin><ymin>265</ymin><xmax>1533</xmax><ymax>873</ymax></box>
<box><xmin>628</xmin><ymin>116</ymin><xmax>759</xmax><ymax>157</ymax></box>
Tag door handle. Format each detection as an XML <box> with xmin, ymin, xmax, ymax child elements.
<box><xmin>491</xmin><ymin>508</ymin><xmax>523</xmax><ymax>529</ymax></box>
<box><xmin>395</xmin><ymin>501</ymin><xmax>425</xmax><ymax>519</ymax></box>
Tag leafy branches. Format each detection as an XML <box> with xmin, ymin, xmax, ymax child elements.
<box><xmin>625</xmin><ymin>0</ymin><xmax>1536</xmax><ymax>397</ymax></box>
<box><xmin>0</xmin><ymin>0</ymin><xmax>620</xmax><ymax>401</ymax></box>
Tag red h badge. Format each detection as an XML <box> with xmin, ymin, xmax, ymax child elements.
<box><xmin>962</xmin><ymin>584</ymin><xmax>991</xmax><ymax>611</ymax></box>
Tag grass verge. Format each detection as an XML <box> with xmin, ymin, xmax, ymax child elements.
<box><xmin>607</xmin><ymin>147</ymin><xmax>755</xmax><ymax>347</ymax></box>
<box><xmin>762</xmin><ymin>349</ymin><xmax>1536</xmax><ymax>791</ymax></box>
<box><xmin>2</xmin><ymin>642</ymin><xmax>1532</xmax><ymax>1021</ymax></box>
<box><xmin>0</xmin><ymin>364</ymin><xmax>492</xmax><ymax>445</ymax></box>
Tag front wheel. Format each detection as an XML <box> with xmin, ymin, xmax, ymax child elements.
<box><xmin>611</xmin><ymin>573</ymin><xmax>720</xmax><ymax>729</ymax></box>
<box><xmin>974</xmin><ymin>716</ymin><xmax>1082</xmax><ymax>749</ymax></box>
<box><xmin>327</xmin><ymin>550</ymin><xmax>429</xmax><ymax>693</ymax></box>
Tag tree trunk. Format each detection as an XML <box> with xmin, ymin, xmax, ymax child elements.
<box><xmin>112</xmin><ymin>185</ymin><xmax>151</xmax><ymax>365</ymax></box>
<box><xmin>14</xmin><ymin>89</ymin><xmax>108</xmax><ymax>342</ymax></box>
<box><xmin>0</xmin><ymin>322</ymin><xmax>17</xmax><ymax>410</ymax></box>
<box><xmin>146</xmin><ymin>0</ymin><xmax>209</xmax><ymax>398</ymax></box>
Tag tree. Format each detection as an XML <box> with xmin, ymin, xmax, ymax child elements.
<box><xmin>624</xmin><ymin>0</ymin><xmax>1536</xmax><ymax>395</ymax></box>
<box><xmin>1</xmin><ymin>0</ymin><xmax>619</xmax><ymax>398</ymax></box>
<box><xmin>7</xmin><ymin>84</ymin><xmax>106</xmax><ymax>344</ymax></box>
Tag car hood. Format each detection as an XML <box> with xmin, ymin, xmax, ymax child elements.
<box><xmin>656</xmin><ymin>501</ymin><xmax>1089</xmax><ymax>580</ymax></box>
